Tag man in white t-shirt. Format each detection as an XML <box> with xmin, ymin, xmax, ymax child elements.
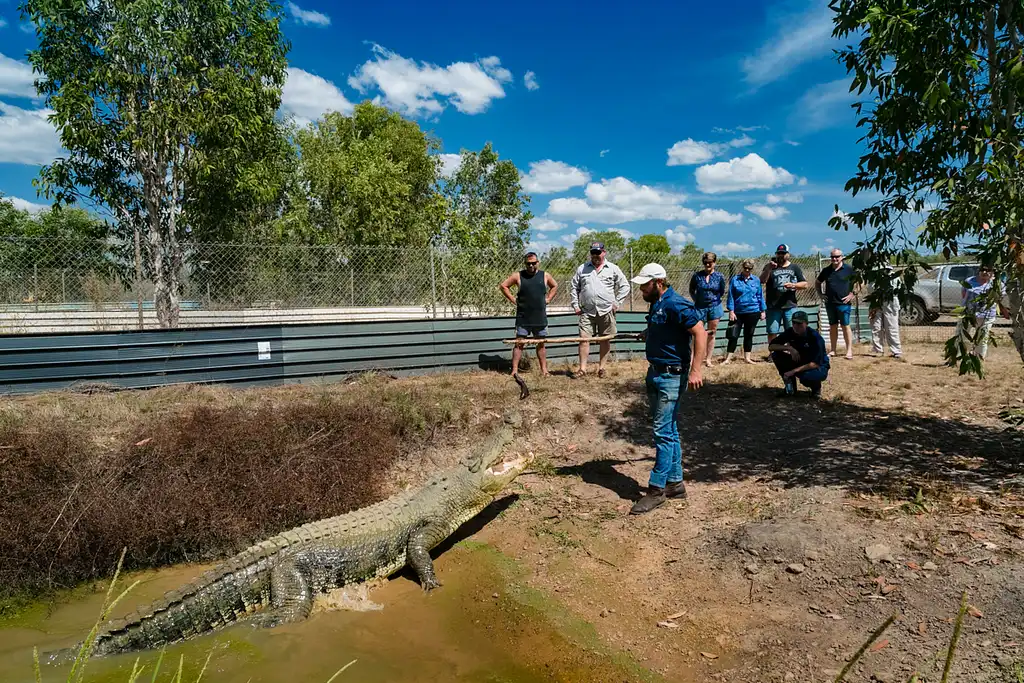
<box><xmin>569</xmin><ymin>241</ymin><xmax>630</xmax><ymax>378</ymax></box>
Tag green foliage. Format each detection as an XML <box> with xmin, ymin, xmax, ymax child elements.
<box><xmin>438</xmin><ymin>142</ymin><xmax>532</xmax><ymax>252</ymax></box>
<box><xmin>627</xmin><ymin>234</ymin><xmax>671</xmax><ymax>256</ymax></box>
<box><xmin>828</xmin><ymin>0</ymin><xmax>1024</xmax><ymax>369</ymax></box>
<box><xmin>284</xmin><ymin>103</ymin><xmax>444</xmax><ymax>248</ymax></box>
<box><xmin>571</xmin><ymin>231</ymin><xmax>626</xmax><ymax>262</ymax></box>
<box><xmin>433</xmin><ymin>143</ymin><xmax>532</xmax><ymax>315</ymax></box>
<box><xmin>22</xmin><ymin>0</ymin><xmax>290</xmax><ymax>327</ymax></box>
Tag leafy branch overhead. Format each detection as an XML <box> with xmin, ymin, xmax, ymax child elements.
<box><xmin>828</xmin><ymin>0</ymin><xmax>1024</xmax><ymax>370</ymax></box>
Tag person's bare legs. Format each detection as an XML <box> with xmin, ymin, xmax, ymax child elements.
<box><xmin>578</xmin><ymin>341</ymin><xmax>589</xmax><ymax>374</ymax></box>
<box><xmin>721</xmin><ymin>352</ymin><xmax>734</xmax><ymax>365</ymax></box>
<box><xmin>537</xmin><ymin>342</ymin><xmax>549</xmax><ymax>376</ymax></box>
<box><xmin>597</xmin><ymin>340</ymin><xmax>610</xmax><ymax>374</ymax></box>
<box><xmin>842</xmin><ymin>324</ymin><xmax>854</xmax><ymax>359</ymax></box>
<box><xmin>511</xmin><ymin>343</ymin><xmax>523</xmax><ymax>376</ymax></box>
<box><xmin>829</xmin><ymin>324</ymin><xmax>839</xmax><ymax>356</ymax></box>
<box><xmin>704</xmin><ymin>319</ymin><xmax>719</xmax><ymax>367</ymax></box>
<box><xmin>744</xmin><ymin>351</ymin><xmax>756</xmax><ymax>364</ymax></box>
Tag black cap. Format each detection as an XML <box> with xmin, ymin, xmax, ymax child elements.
<box><xmin>791</xmin><ymin>310</ymin><xmax>809</xmax><ymax>323</ymax></box>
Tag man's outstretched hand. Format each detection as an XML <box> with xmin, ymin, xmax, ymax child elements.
<box><xmin>687</xmin><ymin>368</ymin><xmax>703</xmax><ymax>392</ymax></box>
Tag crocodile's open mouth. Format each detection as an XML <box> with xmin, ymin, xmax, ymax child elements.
<box><xmin>485</xmin><ymin>455</ymin><xmax>529</xmax><ymax>476</ymax></box>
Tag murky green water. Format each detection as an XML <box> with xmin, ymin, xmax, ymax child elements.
<box><xmin>0</xmin><ymin>542</ymin><xmax>657</xmax><ymax>683</ymax></box>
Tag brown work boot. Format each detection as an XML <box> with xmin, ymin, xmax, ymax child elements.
<box><xmin>665</xmin><ymin>480</ymin><xmax>688</xmax><ymax>499</ymax></box>
<box><xmin>629</xmin><ymin>486</ymin><xmax>666</xmax><ymax>515</ymax></box>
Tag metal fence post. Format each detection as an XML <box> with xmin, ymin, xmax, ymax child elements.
<box><xmin>429</xmin><ymin>245</ymin><xmax>438</xmax><ymax>319</ymax></box>
<box><xmin>628</xmin><ymin>247</ymin><xmax>634</xmax><ymax>311</ymax></box>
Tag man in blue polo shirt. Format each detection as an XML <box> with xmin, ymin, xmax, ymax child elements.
<box><xmin>767</xmin><ymin>310</ymin><xmax>830</xmax><ymax>399</ymax></box>
<box><xmin>628</xmin><ymin>263</ymin><xmax>706</xmax><ymax>515</ymax></box>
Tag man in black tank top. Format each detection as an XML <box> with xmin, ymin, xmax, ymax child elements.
<box><xmin>499</xmin><ymin>252</ymin><xmax>559</xmax><ymax>377</ymax></box>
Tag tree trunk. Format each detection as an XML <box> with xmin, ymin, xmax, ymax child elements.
<box><xmin>1009</xmin><ymin>276</ymin><xmax>1024</xmax><ymax>362</ymax></box>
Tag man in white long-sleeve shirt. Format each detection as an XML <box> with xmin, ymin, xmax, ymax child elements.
<box><xmin>569</xmin><ymin>241</ymin><xmax>630</xmax><ymax>378</ymax></box>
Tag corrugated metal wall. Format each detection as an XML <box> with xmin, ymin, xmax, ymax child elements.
<box><xmin>0</xmin><ymin>308</ymin><xmax>825</xmax><ymax>395</ymax></box>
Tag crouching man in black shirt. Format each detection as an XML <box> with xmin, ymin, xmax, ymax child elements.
<box><xmin>767</xmin><ymin>310</ymin><xmax>830</xmax><ymax>399</ymax></box>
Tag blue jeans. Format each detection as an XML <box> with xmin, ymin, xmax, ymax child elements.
<box><xmin>766</xmin><ymin>308</ymin><xmax>794</xmax><ymax>335</ymax></box>
<box><xmin>645</xmin><ymin>365</ymin><xmax>686</xmax><ymax>488</ymax></box>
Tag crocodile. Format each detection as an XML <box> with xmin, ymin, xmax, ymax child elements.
<box><xmin>54</xmin><ymin>411</ymin><xmax>529</xmax><ymax>660</ymax></box>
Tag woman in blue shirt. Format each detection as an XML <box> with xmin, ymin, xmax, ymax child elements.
<box><xmin>688</xmin><ymin>252</ymin><xmax>726</xmax><ymax>367</ymax></box>
<box><xmin>722</xmin><ymin>258</ymin><xmax>766</xmax><ymax>364</ymax></box>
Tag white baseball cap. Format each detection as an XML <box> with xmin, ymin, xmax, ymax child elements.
<box><xmin>630</xmin><ymin>263</ymin><xmax>667</xmax><ymax>285</ymax></box>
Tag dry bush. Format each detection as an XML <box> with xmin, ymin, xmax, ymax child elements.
<box><xmin>0</xmin><ymin>385</ymin><xmax>480</xmax><ymax>604</ymax></box>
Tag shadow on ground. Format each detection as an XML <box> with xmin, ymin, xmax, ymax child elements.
<box><xmin>591</xmin><ymin>381</ymin><xmax>1024</xmax><ymax>496</ymax></box>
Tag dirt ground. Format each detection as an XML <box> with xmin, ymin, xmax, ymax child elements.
<box><xmin>4</xmin><ymin>341</ymin><xmax>1024</xmax><ymax>682</ymax></box>
<box><xmin>454</xmin><ymin>343</ymin><xmax>1024</xmax><ymax>683</ymax></box>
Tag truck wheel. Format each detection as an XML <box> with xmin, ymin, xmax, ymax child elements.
<box><xmin>900</xmin><ymin>298</ymin><xmax>928</xmax><ymax>326</ymax></box>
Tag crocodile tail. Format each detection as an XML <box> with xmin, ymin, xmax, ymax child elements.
<box><xmin>84</xmin><ymin>560</ymin><xmax>272</xmax><ymax>658</ymax></box>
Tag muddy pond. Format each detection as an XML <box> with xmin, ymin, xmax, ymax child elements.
<box><xmin>0</xmin><ymin>541</ymin><xmax>658</xmax><ymax>683</ymax></box>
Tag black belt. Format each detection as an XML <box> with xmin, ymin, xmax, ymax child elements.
<box><xmin>649</xmin><ymin>362</ymin><xmax>685</xmax><ymax>374</ymax></box>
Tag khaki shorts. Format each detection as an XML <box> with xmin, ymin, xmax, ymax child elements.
<box><xmin>579</xmin><ymin>312</ymin><xmax>616</xmax><ymax>338</ymax></box>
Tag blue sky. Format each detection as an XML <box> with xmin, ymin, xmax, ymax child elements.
<box><xmin>0</xmin><ymin>0</ymin><xmax>879</xmax><ymax>257</ymax></box>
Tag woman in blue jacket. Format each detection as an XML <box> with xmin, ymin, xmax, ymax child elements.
<box><xmin>688</xmin><ymin>251</ymin><xmax>727</xmax><ymax>366</ymax></box>
<box><xmin>722</xmin><ymin>258</ymin><xmax>766</xmax><ymax>364</ymax></box>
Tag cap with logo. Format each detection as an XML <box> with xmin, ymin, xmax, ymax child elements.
<box><xmin>630</xmin><ymin>263</ymin><xmax>667</xmax><ymax>285</ymax></box>
<box><xmin>589</xmin><ymin>242</ymin><xmax>605</xmax><ymax>253</ymax></box>
<box><xmin>775</xmin><ymin>243</ymin><xmax>789</xmax><ymax>253</ymax></box>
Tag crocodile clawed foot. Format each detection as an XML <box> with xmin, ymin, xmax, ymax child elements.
<box><xmin>421</xmin><ymin>577</ymin><xmax>443</xmax><ymax>592</ymax></box>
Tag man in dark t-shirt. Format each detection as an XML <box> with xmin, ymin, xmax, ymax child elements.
<box><xmin>499</xmin><ymin>252</ymin><xmax>559</xmax><ymax>378</ymax></box>
<box><xmin>759</xmin><ymin>244</ymin><xmax>808</xmax><ymax>343</ymax></box>
<box><xmin>815</xmin><ymin>248</ymin><xmax>857</xmax><ymax>359</ymax></box>
<box><xmin>767</xmin><ymin>310</ymin><xmax>830</xmax><ymax>399</ymax></box>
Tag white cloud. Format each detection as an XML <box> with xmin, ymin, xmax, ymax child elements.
<box><xmin>523</xmin><ymin>71</ymin><xmax>539</xmax><ymax>91</ymax></box>
<box><xmin>665</xmin><ymin>227</ymin><xmax>697</xmax><ymax>252</ymax></box>
<box><xmin>798</xmin><ymin>177</ymin><xmax>808</xmax><ymax>186</ymax></box>
<box><xmin>0</xmin><ymin>53</ymin><xmax>38</xmax><ymax>98</ymax></box>
<box><xmin>547</xmin><ymin>177</ymin><xmax>693</xmax><ymax>225</ymax></box>
<box><xmin>599</xmin><ymin>149</ymin><xmax>609</xmax><ymax>157</ymax></box>
<box><xmin>689</xmin><ymin>208</ymin><xmax>743</xmax><ymax>228</ymax></box>
<box><xmin>785</xmin><ymin>140</ymin><xmax>801</xmax><ymax>146</ymax></box>
<box><xmin>741</xmin><ymin>4</ymin><xmax>835</xmax><ymax>88</ymax></box>
<box><xmin>695</xmin><ymin>153</ymin><xmax>796</xmax><ymax>194</ymax></box>
<box><xmin>790</xmin><ymin>78</ymin><xmax>856</xmax><ymax>134</ymax></box>
<box><xmin>611</xmin><ymin>227</ymin><xmax>636</xmax><ymax>240</ymax></box>
<box><xmin>286</xmin><ymin>2</ymin><xmax>330</xmax><ymax>26</ymax></box>
<box><xmin>712</xmin><ymin>242</ymin><xmax>754</xmax><ymax>254</ymax></box>
<box><xmin>745</xmin><ymin>204</ymin><xmax>790</xmax><ymax>220</ymax></box>
<box><xmin>0</xmin><ymin>19</ymin><xmax>7</xmax><ymax>29</ymax></box>
<box><xmin>281</xmin><ymin>67</ymin><xmax>353</xmax><ymax>126</ymax></box>
<box><xmin>825</xmin><ymin>237</ymin><xmax>835</xmax><ymax>244</ymax></box>
<box><xmin>348</xmin><ymin>45</ymin><xmax>512</xmax><ymax>117</ymax></box>
<box><xmin>520</xmin><ymin>160</ymin><xmax>590</xmax><ymax>194</ymax></box>
<box><xmin>560</xmin><ymin>226</ymin><xmax>596</xmax><ymax>244</ymax></box>
<box><xmin>810</xmin><ymin>244</ymin><xmax>827</xmax><ymax>253</ymax></box>
<box><xmin>8</xmin><ymin>197</ymin><xmax>48</xmax><ymax>213</ymax></box>
<box><xmin>530</xmin><ymin>217</ymin><xmax>567</xmax><ymax>233</ymax></box>
<box><xmin>666</xmin><ymin>135</ymin><xmax>754</xmax><ymax>166</ymax></box>
<box><xmin>766</xmin><ymin>192</ymin><xmax>803</xmax><ymax>204</ymax></box>
<box><xmin>19</xmin><ymin>23</ymin><xmax>32</xmax><ymax>35</ymax></box>
<box><xmin>0</xmin><ymin>103</ymin><xmax>62</xmax><ymax>165</ymax></box>
<box><xmin>437</xmin><ymin>153</ymin><xmax>462</xmax><ymax>178</ymax></box>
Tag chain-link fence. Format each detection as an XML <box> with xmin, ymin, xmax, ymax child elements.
<box><xmin>0</xmin><ymin>237</ymin><xmax>833</xmax><ymax>331</ymax></box>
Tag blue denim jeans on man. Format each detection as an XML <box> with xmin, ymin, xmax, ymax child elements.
<box><xmin>645</xmin><ymin>365</ymin><xmax>686</xmax><ymax>488</ymax></box>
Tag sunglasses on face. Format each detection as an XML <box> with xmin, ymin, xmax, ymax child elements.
<box><xmin>525</xmin><ymin>261</ymin><xmax>538</xmax><ymax>267</ymax></box>
<box><xmin>831</xmin><ymin>255</ymin><xmax>843</xmax><ymax>260</ymax></box>
<box><xmin>590</xmin><ymin>250</ymin><xmax>602</xmax><ymax>255</ymax></box>
<box><xmin>743</xmin><ymin>266</ymin><xmax>753</xmax><ymax>270</ymax></box>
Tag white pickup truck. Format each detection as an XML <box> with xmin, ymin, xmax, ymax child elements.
<box><xmin>900</xmin><ymin>263</ymin><xmax>1010</xmax><ymax>325</ymax></box>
